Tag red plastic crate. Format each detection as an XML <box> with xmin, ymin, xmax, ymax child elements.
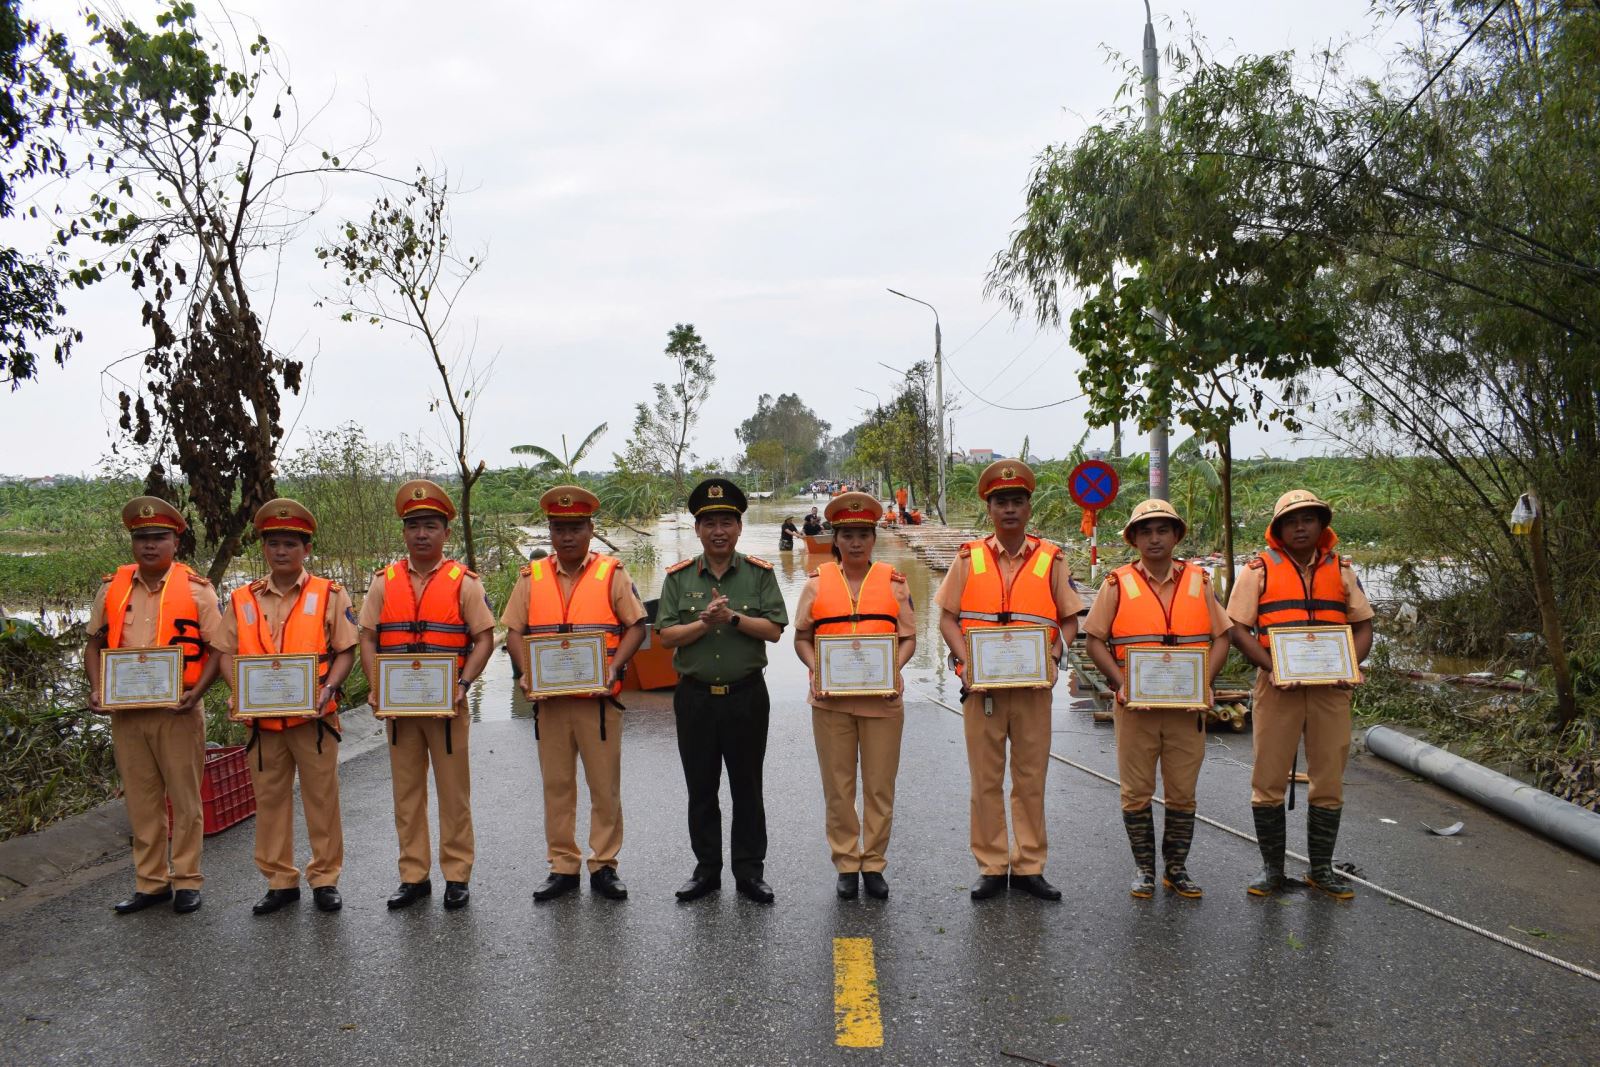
<box><xmin>166</xmin><ymin>745</ymin><xmax>256</xmax><ymax>836</ymax></box>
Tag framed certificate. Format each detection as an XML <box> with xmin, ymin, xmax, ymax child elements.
<box><xmin>815</xmin><ymin>634</ymin><xmax>898</xmax><ymax>697</ymax></box>
<box><xmin>101</xmin><ymin>646</ymin><xmax>184</xmax><ymax>710</ymax></box>
<box><xmin>967</xmin><ymin>626</ymin><xmax>1052</xmax><ymax>691</ymax></box>
<box><xmin>234</xmin><ymin>654</ymin><xmax>319</xmax><ymax>718</ymax></box>
<box><xmin>374</xmin><ymin>653</ymin><xmax>458</xmax><ymax>717</ymax></box>
<box><xmin>1124</xmin><ymin>647</ymin><xmax>1209</xmax><ymax>709</ymax></box>
<box><xmin>1270</xmin><ymin>625</ymin><xmax>1359</xmax><ymax>686</ymax></box>
<box><xmin>524</xmin><ymin>632</ymin><xmax>609</xmax><ymax>699</ymax></box>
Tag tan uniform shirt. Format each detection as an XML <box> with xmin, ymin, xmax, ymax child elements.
<box><xmin>357</xmin><ymin>557</ymin><xmax>498</xmax><ymax>636</ymax></box>
<box><xmin>1081</xmin><ymin>560</ymin><xmax>1233</xmax><ymax>641</ymax></box>
<box><xmin>794</xmin><ymin>569</ymin><xmax>917</xmax><ymax>718</ymax></box>
<box><xmin>498</xmin><ymin>551</ymin><xmax>648</xmax><ymax>636</ymax></box>
<box><xmin>934</xmin><ymin>534</ymin><xmax>1086</xmax><ymax>682</ymax></box>
<box><xmin>216</xmin><ymin>569</ymin><xmax>359</xmax><ymax>655</ymax></box>
<box><xmin>1225</xmin><ymin>551</ymin><xmax>1376</xmax><ymax>630</ymax></box>
<box><xmin>88</xmin><ymin>565</ymin><xmax>225</xmax><ymax>648</ymax></box>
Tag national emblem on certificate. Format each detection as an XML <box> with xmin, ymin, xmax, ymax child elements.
<box><xmin>815</xmin><ymin>633</ymin><xmax>898</xmax><ymax>697</ymax></box>
<box><xmin>101</xmin><ymin>646</ymin><xmax>184</xmax><ymax>710</ymax></box>
<box><xmin>1269</xmin><ymin>625</ymin><xmax>1359</xmax><ymax>686</ymax></box>
<box><xmin>966</xmin><ymin>626</ymin><xmax>1052</xmax><ymax>690</ymax></box>
<box><xmin>524</xmin><ymin>632</ymin><xmax>609</xmax><ymax>698</ymax></box>
<box><xmin>233</xmin><ymin>653</ymin><xmax>319</xmax><ymax>718</ymax></box>
<box><xmin>1124</xmin><ymin>647</ymin><xmax>1209</xmax><ymax>709</ymax></box>
<box><xmin>374</xmin><ymin>653</ymin><xmax>458</xmax><ymax>716</ymax></box>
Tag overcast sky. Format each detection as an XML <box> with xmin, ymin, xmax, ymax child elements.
<box><xmin>5</xmin><ymin>0</ymin><xmax>1405</xmax><ymax>478</ymax></box>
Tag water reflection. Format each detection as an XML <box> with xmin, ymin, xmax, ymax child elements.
<box><xmin>470</xmin><ymin>498</ymin><xmax>961</xmax><ymax>720</ymax></box>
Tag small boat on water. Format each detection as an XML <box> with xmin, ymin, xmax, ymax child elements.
<box><xmin>803</xmin><ymin>532</ymin><xmax>834</xmax><ymax>554</ymax></box>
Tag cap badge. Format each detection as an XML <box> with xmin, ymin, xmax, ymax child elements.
<box><xmin>139</xmin><ymin>504</ymin><xmax>155</xmax><ymax>518</ymax></box>
<box><xmin>412</xmin><ymin>487</ymin><xmax>426</xmax><ymax>500</ymax></box>
<box><xmin>708</xmin><ymin>485</ymin><xmax>724</xmax><ymax>499</ymax></box>
<box><xmin>1001</xmin><ymin>466</ymin><xmax>1015</xmax><ymax>479</ymax></box>
<box><xmin>558</xmin><ymin>494</ymin><xmax>573</xmax><ymax>507</ymax></box>
<box><xmin>277</xmin><ymin>507</ymin><xmax>291</xmax><ymax>518</ymax></box>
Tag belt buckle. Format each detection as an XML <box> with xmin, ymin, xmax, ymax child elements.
<box><xmin>709</xmin><ymin>684</ymin><xmax>730</xmax><ymax>696</ymax></box>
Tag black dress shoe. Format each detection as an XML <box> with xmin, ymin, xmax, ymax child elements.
<box><xmin>862</xmin><ymin>871</ymin><xmax>889</xmax><ymax>900</ymax></box>
<box><xmin>735</xmin><ymin>877</ymin><xmax>775</xmax><ymax>904</ymax></box>
<box><xmin>252</xmin><ymin>887</ymin><xmax>301</xmax><ymax>915</ymax></box>
<box><xmin>386</xmin><ymin>880</ymin><xmax>433</xmax><ymax>910</ymax></box>
<box><xmin>590</xmin><ymin>867</ymin><xmax>628</xmax><ymax>900</ymax></box>
<box><xmin>442</xmin><ymin>881</ymin><xmax>471</xmax><ymax>910</ymax></box>
<box><xmin>1010</xmin><ymin>873</ymin><xmax>1062</xmax><ymax>901</ymax></box>
<box><xmin>313</xmin><ymin>886</ymin><xmax>342</xmax><ymax>912</ymax></box>
<box><xmin>173</xmin><ymin>889</ymin><xmax>203</xmax><ymax>914</ymax></box>
<box><xmin>674</xmin><ymin>873</ymin><xmax>721</xmax><ymax>902</ymax></box>
<box><xmin>970</xmin><ymin>874</ymin><xmax>1008</xmax><ymax>900</ymax></box>
<box><xmin>113</xmin><ymin>888</ymin><xmax>172</xmax><ymax>914</ymax></box>
<box><xmin>533</xmin><ymin>872</ymin><xmax>581</xmax><ymax>902</ymax></box>
<box><xmin>836</xmin><ymin>872</ymin><xmax>859</xmax><ymax>899</ymax></box>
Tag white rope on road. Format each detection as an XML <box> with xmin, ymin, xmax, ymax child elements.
<box><xmin>922</xmin><ymin>692</ymin><xmax>1600</xmax><ymax>985</ymax></box>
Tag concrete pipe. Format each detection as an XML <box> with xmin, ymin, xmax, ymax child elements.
<box><xmin>1365</xmin><ymin>725</ymin><xmax>1600</xmax><ymax>863</ymax></box>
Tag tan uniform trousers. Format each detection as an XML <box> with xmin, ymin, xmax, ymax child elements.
<box><xmin>811</xmin><ymin>708</ymin><xmax>904</xmax><ymax>873</ymax></box>
<box><xmin>1112</xmin><ymin>705</ymin><xmax>1207</xmax><ymax>813</ymax></box>
<box><xmin>388</xmin><ymin>715</ymin><xmax>474</xmax><ymax>883</ymax></box>
<box><xmin>963</xmin><ymin>687</ymin><xmax>1052</xmax><ymax>876</ymax></box>
<box><xmin>111</xmin><ymin>707</ymin><xmax>205</xmax><ymax>893</ymax></box>
<box><xmin>249</xmin><ymin>722</ymin><xmax>343</xmax><ymax>889</ymax></box>
<box><xmin>1250</xmin><ymin>672</ymin><xmax>1352</xmax><ymax>809</ymax></box>
<box><xmin>536</xmin><ymin>699</ymin><xmax>623</xmax><ymax>874</ymax></box>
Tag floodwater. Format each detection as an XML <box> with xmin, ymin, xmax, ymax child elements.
<box><xmin>468</xmin><ymin>498</ymin><xmax>967</xmax><ymax>721</ymax></box>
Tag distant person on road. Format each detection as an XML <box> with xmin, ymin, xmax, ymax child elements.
<box><xmin>1082</xmin><ymin>499</ymin><xmax>1231</xmax><ymax>901</ymax></box>
<box><xmin>501</xmin><ymin>485</ymin><xmax>646</xmax><ymax>904</ymax></box>
<box><xmin>358</xmin><ymin>480</ymin><xmax>496</xmax><ymax>913</ymax></box>
<box><xmin>219</xmin><ymin>499</ymin><xmax>357</xmax><ymax>917</ymax></box>
<box><xmin>895</xmin><ymin>485</ymin><xmax>909</xmax><ymax>523</ymax></box>
<box><xmin>85</xmin><ymin>496</ymin><xmax>224</xmax><ymax>917</ymax></box>
<box><xmin>779</xmin><ymin>516</ymin><xmax>798</xmax><ymax>551</ymax></box>
<box><xmin>1228</xmin><ymin>489</ymin><xmax>1374</xmax><ymax>900</ymax></box>
<box><xmin>802</xmin><ymin>508</ymin><xmax>824</xmax><ymax>537</ymax></box>
<box><xmin>792</xmin><ymin>493</ymin><xmax>916</xmax><ymax>901</ymax></box>
<box><xmin>935</xmin><ymin>461</ymin><xmax>1085</xmax><ymax>903</ymax></box>
<box><xmin>657</xmin><ymin>478</ymin><xmax>788</xmax><ymax>905</ymax></box>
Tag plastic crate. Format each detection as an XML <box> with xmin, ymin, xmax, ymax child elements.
<box><xmin>166</xmin><ymin>745</ymin><xmax>256</xmax><ymax>836</ymax></box>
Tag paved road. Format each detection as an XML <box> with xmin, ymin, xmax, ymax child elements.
<box><xmin>4</xmin><ymin>676</ymin><xmax>1598</xmax><ymax>1066</ymax></box>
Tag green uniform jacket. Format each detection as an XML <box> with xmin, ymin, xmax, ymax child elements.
<box><xmin>655</xmin><ymin>552</ymin><xmax>789</xmax><ymax>685</ymax></box>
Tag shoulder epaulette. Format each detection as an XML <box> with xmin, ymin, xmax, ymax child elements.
<box><xmin>889</xmin><ymin>569</ymin><xmax>906</xmax><ymax>583</ymax></box>
<box><xmin>518</xmin><ymin>564</ymin><xmax>531</xmax><ymax>578</ymax></box>
<box><xmin>248</xmin><ymin>576</ymin><xmax>268</xmax><ymax>590</ymax></box>
<box><xmin>1340</xmin><ymin>554</ymin><xmax>1355</xmax><ymax>566</ymax></box>
<box><xmin>807</xmin><ymin>568</ymin><xmax>821</xmax><ymax>579</ymax></box>
<box><xmin>329</xmin><ymin>580</ymin><xmax>344</xmax><ymax>593</ymax></box>
<box><xmin>463</xmin><ymin>568</ymin><xmax>479</xmax><ymax>580</ymax></box>
<box><xmin>188</xmin><ymin>573</ymin><xmax>212</xmax><ymax>586</ymax></box>
<box><xmin>101</xmin><ymin>573</ymin><xmax>115</xmax><ymax>584</ymax></box>
<box><xmin>958</xmin><ymin>545</ymin><xmax>972</xmax><ymax>559</ymax></box>
<box><xmin>374</xmin><ymin>565</ymin><xmax>389</xmax><ymax>576</ymax></box>
<box><xmin>746</xmin><ymin>555</ymin><xmax>774</xmax><ymax>570</ymax></box>
<box><xmin>1246</xmin><ymin>556</ymin><xmax>1266</xmax><ymax>570</ymax></box>
<box><xmin>666</xmin><ymin>558</ymin><xmax>695</xmax><ymax>574</ymax></box>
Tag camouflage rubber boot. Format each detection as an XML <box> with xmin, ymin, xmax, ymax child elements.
<box><xmin>1122</xmin><ymin>807</ymin><xmax>1157</xmax><ymax>899</ymax></box>
<box><xmin>1305</xmin><ymin>805</ymin><xmax>1356</xmax><ymax>900</ymax></box>
<box><xmin>1247</xmin><ymin>804</ymin><xmax>1289</xmax><ymax>897</ymax></box>
<box><xmin>1161</xmin><ymin>809</ymin><xmax>1202</xmax><ymax>898</ymax></box>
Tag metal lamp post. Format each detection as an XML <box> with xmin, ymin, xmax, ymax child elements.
<box><xmin>1143</xmin><ymin>1</ymin><xmax>1170</xmax><ymax>501</ymax></box>
<box><xmin>886</xmin><ymin>288</ymin><xmax>946</xmax><ymax>523</ymax></box>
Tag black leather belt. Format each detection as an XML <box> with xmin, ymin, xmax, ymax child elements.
<box><xmin>679</xmin><ymin>673</ymin><xmax>763</xmax><ymax>697</ymax></box>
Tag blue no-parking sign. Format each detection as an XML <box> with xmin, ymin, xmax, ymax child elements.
<box><xmin>1068</xmin><ymin>460</ymin><xmax>1120</xmax><ymax>510</ymax></box>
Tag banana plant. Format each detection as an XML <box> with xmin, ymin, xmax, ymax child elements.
<box><xmin>511</xmin><ymin>423</ymin><xmax>608</xmax><ymax>480</ymax></box>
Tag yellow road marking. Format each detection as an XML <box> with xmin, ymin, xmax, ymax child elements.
<box><xmin>832</xmin><ymin>936</ymin><xmax>883</xmax><ymax>1048</ymax></box>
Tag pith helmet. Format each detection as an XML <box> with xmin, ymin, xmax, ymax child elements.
<box><xmin>1121</xmin><ymin>498</ymin><xmax>1187</xmax><ymax>546</ymax></box>
<box><xmin>1269</xmin><ymin>489</ymin><xmax>1332</xmax><ymax>535</ymax></box>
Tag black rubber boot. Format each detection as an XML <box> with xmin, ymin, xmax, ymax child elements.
<box><xmin>1122</xmin><ymin>807</ymin><xmax>1157</xmax><ymax>899</ymax></box>
<box><xmin>1247</xmin><ymin>805</ymin><xmax>1290</xmax><ymax>897</ymax></box>
<box><xmin>1305</xmin><ymin>805</ymin><xmax>1356</xmax><ymax>900</ymax></box>
<box><xmin>1161</xmin><ymin>809</ymin><xmax>1202</xmax><ymax>898</ymax></box>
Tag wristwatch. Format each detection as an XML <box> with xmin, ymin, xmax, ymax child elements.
<box><xmin>729</xmin><ymin>613</ymin><xmax>742</xmax><ymax>629</ymax></box>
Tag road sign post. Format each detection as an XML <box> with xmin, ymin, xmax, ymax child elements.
<box><xmin>1068</xmin><ymin>460</ymin><xmax>1121</xmax><ymax>582</ymax></box>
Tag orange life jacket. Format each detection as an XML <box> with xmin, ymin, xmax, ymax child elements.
<box><xmin>810</xmin><ymin>561</ymin><xmax>899</xmax><ymax>635</ymax></box>
<box><xmin>1106</xmin><ymin>561</ymin><xmax>1214</xmax><ymax>661</ymax></box>
<box><xmin>230</xmin><ymin>576</ymin><xmax>338</xmax><ymax>732</ymax></box>
<box><xmin>522</xmin><ymin>553</ymin><xmax>625</xmax><ymax>651</ymax></box>
<box><xmin>374</xmin><ymin>558</ymin><xmax>473</xmax><ymax>668</ymax></box>
<box><xmin>1252</xmin><ymin>528</ymin><xmax>1348</xmax><ymax>649</ymax></box>
<box><xmin>957</xmin><ymin>536</ymin><xmax>1063</xmax><ymax>645</ymax></box>
<box><xmin>104</xmin><ymin>563</ymin><xmax>209</xmax><ymax>687</ymax></box>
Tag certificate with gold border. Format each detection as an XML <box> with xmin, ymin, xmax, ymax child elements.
<box><xmin>375</xmin><ymin>653</ymin><xmax>458</xmax><ymax>717</ymax></box>
<box><xmin>815</xmin><ymin>634</ymin><xmax>898</xmax><ymax>697</ymax></box>
<box><xmin>1125</xmin><ymin>647</ymin><xmax>1209</xmax><ymax>709</ymax></box>
<box><xmin>967</xmin><ymin>626</ymin><xmax>1051</xmax><ymax>691</ymax></box>
<box><xmin>234</xmin><ymin>653</ymin><xmax>319</xmax><ymax>718</ymax></box>
<box><xmin>101</xmin><ymin>646</ymin><xmax>184</xmax><ymax>710</ymax></box>
<box><xmin>1270</xmin><ymin>625</ymin><xmax>1358</xmax><ymax>686</ymax></box>
<box><xmin>524</xmin><ymin>632</ymin><xmax>609</xmax><ymax>699</ymax></box>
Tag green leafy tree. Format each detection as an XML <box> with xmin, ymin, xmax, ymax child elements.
<box><xmin>512</xmin><ymin>423</ymin><xmax>608</xmax><ymax>480</ymax></box>
<box><xmin>735</xmin><ymin>392</ymin><xmax>830</xmax><ymax>489</ymax></box>
<box><xmin>617</xmin><ymin>324</ymin><xmax>716</xmax><ymax>492</ymax></box>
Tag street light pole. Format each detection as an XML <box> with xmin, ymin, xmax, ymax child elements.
<box><xmin>887</xmin><ymin>288</ymin><xmax>946</xmax><ymax>523</ymax></box>
<box><xmin>1143</xmin><ymin>1</ymin><xmax>1170</xmax><ymax>501</ymax></box>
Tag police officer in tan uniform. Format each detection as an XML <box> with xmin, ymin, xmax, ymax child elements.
<box><xmin>218</xmin><ymin>499</ymin><xmax>358</xmax><ymax>915</ymax></box>
<box><xmin>358</xmin><ymin>480</ymin><xmax>497</xmax><ymax>911</ymax></box>
<box><xmin>501</xmin><ymin>485</ymin><xmax>647</xmax><ymax>903</ymax></box>
<box><xmin>935</xmin><ymin>461</ymin><xmax>1085</xmax><ymax>901</ymax></box>
<box><xmin>86</xmin><ymin>497</ymin><xmax>224</xmax><ymax>915</ymax></box>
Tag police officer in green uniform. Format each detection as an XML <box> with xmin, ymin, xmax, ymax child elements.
<box><xmin>657</xmin><ymin>478</ymin><xmax>789</xmax><ymax>904</ymax></box>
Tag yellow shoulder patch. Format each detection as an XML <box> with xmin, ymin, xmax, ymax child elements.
<box><xmin>666</xmin><ymin>558</ymin><xmax>695</xmax><ymax>574</ymax></box>
<box><xmin>745</xmin><ymin>555</ymin><xmax>774</xmax><ymax>570</ymax></box>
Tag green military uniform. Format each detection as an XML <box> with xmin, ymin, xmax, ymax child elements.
<box><xmin>657</xmin><ymin>554</ymin><xmax>789</xmax><ymax>685</ymax></box>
